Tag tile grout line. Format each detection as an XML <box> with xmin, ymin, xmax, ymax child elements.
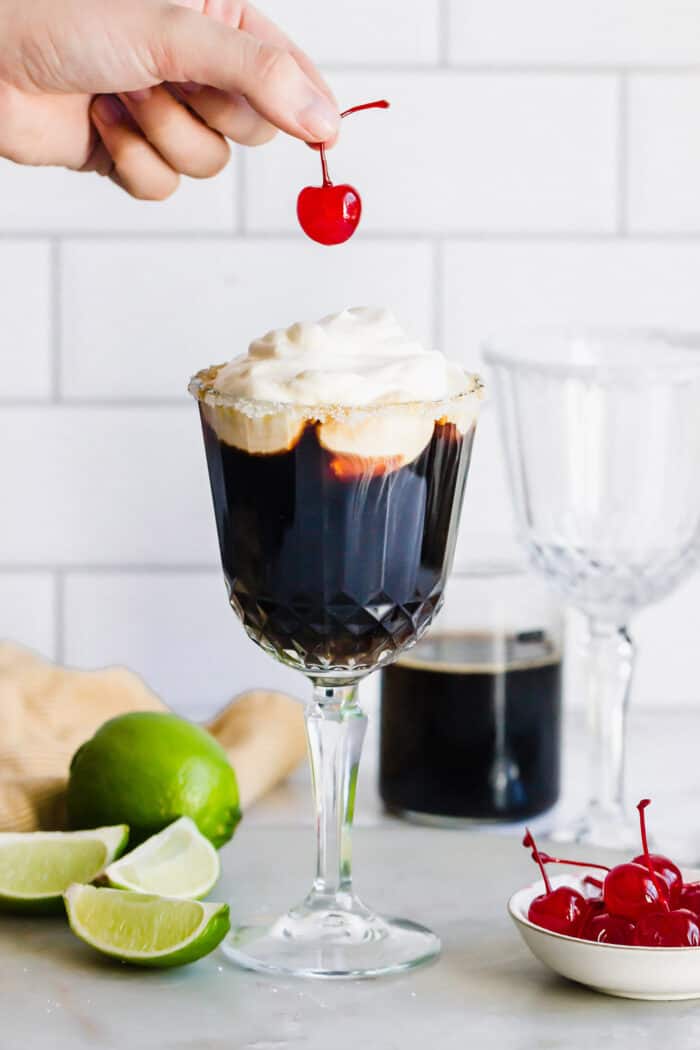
<box><xmin>616</xmin><ymin>73</ymin><xmax>629</xmax><ymax>236</ymax></box>
<box><xmin>49</xmin><ymin>238</ymin><xmax>62</xmax><ymax>402</ymax></box>
<box><xmin>236</xmin><ymin>145</ymin><xmax>247</xmax><ymax>235</ymax></box>
<box><xmin>4</xmin><ymin>230</ymin><xmax>700</xmax><ymax>243</ymax></box>
<box><xmin>320</xmin><ymin>61</ymin><xmax>700</xmax><ymax>74</ymax></box>
<box><xmin>54</xmin><ymin>569</ymin><xmax>66</xmax><ymax>663</ymax></box>
<box><xmin>4</xmin><ymin>230</ymin><xmax>700</xmax><ymax>242</ymax></box>
<box><xmin>0</xmin><ymin>563</ymin><xmax>220</xmax><ymax>574</ymax></box>
<box><xmin>432</xmin><ymin>239</ymin><xmax>444</xmax><ymax>350</ymax></box>
<box><xmin>0</xmin><ymin>398</ymin><xmax>192</xmax><ymax>408</ymax></box>
<box><xmin>438</xmin><ymin>0</ymin><xmax>450</xmax><ymax>67</ymax></box>
<box><xmin>435</xmin><ymin>62</ymin><xmax>700</xmax><ymax>75</ymax></box>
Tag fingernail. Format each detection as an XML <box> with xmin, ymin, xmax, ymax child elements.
<box><xmin>126</xmin><ymin>88</ymin><xmax>152</xmax><ymax>103</ymax></box>
<box><xmin>297</xmin><ymin>95</ymin><xmax>340</xmax><ymax>142</ymax></box>
<box><xmin>93</xmin><ymin>95</ymin><xmax>126</xmax><ymax>126</ymax></box>
<box><xmin>180</xmin><ymin>81</ymin><xmax>203</xmax><ymax>96</ymax></box>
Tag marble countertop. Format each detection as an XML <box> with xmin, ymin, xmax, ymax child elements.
<box><xmin>3</xmin><ymin>708</ymin><xmax>700</xmax><ymax>1049</ymax></box>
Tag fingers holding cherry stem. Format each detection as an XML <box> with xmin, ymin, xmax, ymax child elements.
<box><xmin>297</xmin><ymin>99</ymin><xmax>390</xmax><ymax>245</ymax></box>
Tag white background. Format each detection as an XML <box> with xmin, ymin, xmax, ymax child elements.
<box><xmin>1</xmin><ymin>0</ymin><xmax>699</xmax><ymax>718</ymax></box>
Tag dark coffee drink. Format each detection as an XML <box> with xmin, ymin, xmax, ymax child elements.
<box><xmin>189</xmin><ymin>306</ymin><xmax>485</xmax><ymax>979</ymax></box>
<box><xmin>380</xmin><ymin>632</ymin><xmax>561</xmax><ymax>821</ymax></box>
<box><xmin>198</xmin><ymin>411</ymin><xmax>475</xmax><ymax>677</ymax></box>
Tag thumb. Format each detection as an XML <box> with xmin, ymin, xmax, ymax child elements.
<box><xmin>149</xmin><ymin>5</ymin><xmax>340</xmax><ymax>143</ymax></box>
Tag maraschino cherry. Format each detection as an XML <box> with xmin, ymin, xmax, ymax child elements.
<box><xmin>679</xmin><ymin>883</ymin><xmax>700</xmax><ymax>917</ymax></box>
<box><xmin>521</xmin><ymin>798</ymin><xmax>699</xmax><ymax>947</ymax></box>
<box><xmin>634</xmin><ymin>909</ymin><xmax>700</xmax><ymax>947</ymax></box>
<box><xmin>603</xmin><ymin>862</ymin><xmax>667</xmax><ymax>921</ymax></box>
<box><xmin>523</xmin><ymin>830</ymin><xmax>586</xmax><ymax>937</ymax></box>
<box><xmin>528</xmin><ymin>843</ymin><xmax>668</xmax><ymax>921</ymax></box>
<box><xmin>297</xmin><ymin>100</ymin><xmax>390</xmax><ymax>245</ymax></box>
<box><xmin>531</xmin><ymin>850</ymin><xmax>635</xmax><ymax>943</ymax></box>
<box><xmin>632</xmin><ymin>799</ymin><xmax>683</xmax><ymax>906</ymax></box>
<box><xmin>603</xmin><ymin>800</ymin><xmax>671</xmax><ymax>921</ymax></box>
<box><xmin>582</xmin><ymin>909</ymin><xmax>636</xmax><ymax>946</ymax></box>
<box><xmin>623</xmin><ymin>798</ymin><xmax>697</xmax><ymax>946</ymax></box>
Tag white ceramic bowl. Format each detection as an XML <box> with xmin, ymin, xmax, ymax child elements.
<box><xmin>509</xmin><ymin>871</ymin><xmax>700</xmax><ymax>1000</ymax></box>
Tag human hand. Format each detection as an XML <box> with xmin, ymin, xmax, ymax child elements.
<box><xmin>0</xmin><ymin>0</ymin><xmax>339</xmax><ymax>199</ymax></box>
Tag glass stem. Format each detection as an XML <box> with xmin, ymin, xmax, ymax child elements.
<box><xmin>584</xmin><ymin>619</ymin><xmax>635</xmax><ymax>827</ymax></box>
<box><xmin>305</xmin><ymin>684</ymin><xmax>366</xmax><ymax>904</ymax></box>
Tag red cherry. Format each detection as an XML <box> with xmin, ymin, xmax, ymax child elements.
<box><xmin>679</xmin><ymin>882</ymin><xmax>700</xmax><ymax>917</ymax></box>
<box><xmin>581</xmin><ymin>910</ymin><xmax>636</xmax><ymax>946</ymax></box>
<box><xmin>529</xmin><ymin>887</ymin><xmax>587</xmax><ymax>937</ymax></box>
<box><xmin>632</xmin><ymin>799</ymin><xmax>683</xmax><ymax>905</ymax></box>
<box><xmin>632</xmin><ymin>853</ymin><xmax>683</xmax><ymax>906</ymax></box>
<box><xmin>580</xmin><ymin>897</ymin><xmax>605</xmax><ymax>924</ymax></box>
<box><xmin>603</xmin><ymin>862</ymin><xmax>668</xmax><ymax>921</ymax></box>
<box><xmin>296</xmin><ymin>100</ymin><xmax>389</xmax><ymax>245</ymax></box>
<box><xmin>601</xmin><ymin>798</ymin><xmax>674</xmax><ymax>921</ymax></box>
<box><xmin>297</xmin><ymin>183</ymin><xmax>361</xmax><ymax>246</ymax></box>
<box><xmin>523</xmin><ymin>830</ymin><xmax>586</xmax><ymax>937</ymax></box>
<box><xmin>634</xmin><ymin>909</ymin><xmax>700</xmax><ymax>947</ymax></box>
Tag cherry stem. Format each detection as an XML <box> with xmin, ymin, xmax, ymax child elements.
<box><xmin>522</xmin><ymin>829</ymin><xmax>552</xmax><ymax>895</ymax></box>
<box><xmin>319</xmin><ymin>145</ymin><xmax>331</xmax><ymax>187</ymax></box>
<box><xmin>636</xmin><ymin>797</ymin><xmax>670</xmax><ymax>911</ymax></box>
<box><xmin>340</xmin><ymin>100</ymin><xmax>391</xmax><ymax>119</ymax></box>
<box><xmin>317</xmin><ymin>100</ymin><xmax>390</xmax><ymax>189</ymax></box>
<box><xmin>638</xmin><ymin>798</ymin><xmax>652</xmax><ymax>861</ymax></box>
<box><xmin>583</xmin><ymin>876</ymin><xmax>603</xmax><ymax>890</ymax></box>
<box><xmin>539</xmin><ymin>852</ymin><xmax>610</xmax><ymax>873</ymax></box>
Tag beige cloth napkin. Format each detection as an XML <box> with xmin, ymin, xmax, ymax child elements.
<box><xmin>0</xmin><ymin>642</ymin><xmax>307</xmax><ymax>833</ymax></box>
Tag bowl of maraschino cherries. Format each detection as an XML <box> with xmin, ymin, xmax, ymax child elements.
<box><xmin>509</xmin><ymin>799</ymin><xmax>700</xmax><ymax>1000</ymax></box>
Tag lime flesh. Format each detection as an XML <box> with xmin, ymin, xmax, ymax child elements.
<box><xmin>64</xmin><ymin>884</ymin><xmax>230</xmax><ymax>967</ymax></box>
<box><xmin>105</xmin><ymin>817</ymin><xmax>220</xmax><ymax>899</ymax></box>
<box><xmin>0</xmin><ymin>827</ymin><xmax>128</xmax><ymax>913</ymax></box>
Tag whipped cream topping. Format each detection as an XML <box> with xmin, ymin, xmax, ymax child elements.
<box><xmin>213</xmin><ymin>306</ymin><xmax>471</xmax><ymax>408</ymax></box>
<box><xmin>192</xmin><ymin>306</ymin><xmax>482</xmax><ymax>461</ymax></box>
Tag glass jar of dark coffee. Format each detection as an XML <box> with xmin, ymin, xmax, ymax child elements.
<box><xmin>379</xmin><ymin>564</ymin><xmax>563</xmax><ymax>824</ymax></box>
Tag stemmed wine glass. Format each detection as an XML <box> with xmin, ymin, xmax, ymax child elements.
<box><xmin>485</xmin><ymin>330</ymin><xmax>700</xmax><ymax>848</ymax></box>
<box><xmin>189</xmin><ymin>365</ymin><xmax>482</xmax><ymax>978</ymax></box>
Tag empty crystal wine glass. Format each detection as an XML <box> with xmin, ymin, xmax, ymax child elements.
<box><xmin>485</xmin><ymin>330</ymin><xmax>700</xmax><ymax>847</ymax></box>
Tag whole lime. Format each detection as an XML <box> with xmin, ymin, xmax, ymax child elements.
<box><xmin>67</xmin><ymin>712</ymin><xmax>241</xmax><ymax>848</ymax></box>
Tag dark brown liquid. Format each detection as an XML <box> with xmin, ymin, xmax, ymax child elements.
<box><xmin>380</xmin><ymin>633</ymin><xmax>561</xmax><ymax>821</ymax></box>
<box><xmin>199</xmin><ymin>414</ymin><xmax>475</xmax><ymax>676</ymax></box>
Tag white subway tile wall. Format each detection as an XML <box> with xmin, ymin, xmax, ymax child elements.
<box><xmin>0</xmin><ymin>574</ymin><xmax>56</xmax><ymax>660</ymax></box>
<box><xmin>260</xmin><ymin>0</ymin><xmax>441</xmax><ymax>65</ymax></box>
<box><xmin>63</xmin><ymin>573</ymin><xmax>305</xmax><ymax>713</ymax></box>
<box><xmin>0</xmin><ymin>407</ymin><xmax>218</xmax><ymax>565</ymax></box>
<box><xmin>243</xmin><ymin>72</ymin><xmax>618</xmax><ymax>234</ymax></box>
<box><xmin>1</xmin><ymin>2</ymin><xmax>700</xmax><ymax>715</ymax></box>
<box><xmin>627</xmin><ymin>75</ymin><xmax>700</xmax><ymax>232</ymax></box>
<box><xmin>447</xmin><ymin>1</ymin><xmax>700</xmax><ymax>67</ymax></box>
<box><xmin>0</xmin><ymin>164</ymin><xmax>236</xmax><ymax>232</ymax></box>
<box><xmin>60</xmin><ymin>239</ymin><xmax>434</xmax><ymax>399</ymax></box>
<box><xmin>0</xmin><ymin>241</ymin><xmax>52</xmax><ymax>399</ymax></box>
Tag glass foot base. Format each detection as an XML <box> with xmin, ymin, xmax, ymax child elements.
<box><xmin>221</xmin><ymin>896</ymin><xmax>441</xmax><ymax>979</ymax></box>
<box><xmin>550</xmin><ymin>806</ymin><xmax>640</xmax><ymax>850</ymax></box>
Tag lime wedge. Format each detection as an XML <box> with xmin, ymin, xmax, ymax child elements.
<box><xmin>0</xmin><ymin>826</ymin><xmax>128</xmax><ymax>913</ymax></box>
<box><xmin>64</xmin><ymin>884</ymin><xmax>230</xmax><ymax>967</ymax></box>
<box><xmin>104</xmin><ymin>816</ymin><xmax>220</xmax><ymax>899</ymax></box>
